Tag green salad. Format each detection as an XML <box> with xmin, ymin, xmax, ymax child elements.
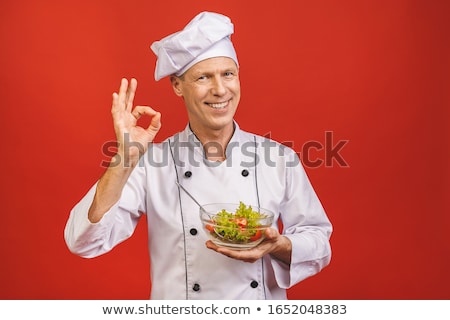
<box><xmin>206</xmin><ymin>202</ymin><xmax>268</xmax><ymax>243</ymax></box>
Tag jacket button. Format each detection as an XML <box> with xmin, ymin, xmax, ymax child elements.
<box><xmin>250</xmin><ymin>280</ymin><xmax>258</xmax><ymax>288</ymax></box>
<box><xmin>190</xmin><ymin>228</ymin><xmax>198</xmax><ymax>236</ymax></box>
<box><xmin>241</xmin><ymin>169</ymin><xmax>249</xmax><ymax>177</ymax></box>
<box><xmin>193</xmin><ymin>283</ymin><xmax>200</xmax><ymax>292</ymax></box>
<box><xmin>184</xmin><ymin>171</ymin><xmax>192</xmax><ymax>178</ymax></box>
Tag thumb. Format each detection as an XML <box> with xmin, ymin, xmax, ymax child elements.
<box><xmin>265</xmin><ymin>227</ymin><xmax>279</xmax><ymax>240</ymax></box>
<box><xmin>146</xmin><ymin>112</ymin><xmax>162</xmax><ymax>135</ymax></box>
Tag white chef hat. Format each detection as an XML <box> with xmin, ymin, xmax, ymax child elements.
<box><xmin>150</xmin><ymin>11</ymin><xmax>239</xmax><ymax>81</ymax></box>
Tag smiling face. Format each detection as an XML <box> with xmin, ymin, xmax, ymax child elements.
<box><xmin>171</xmin><ymin>57</ymin><xmax>240</xmax><ymax>138</ymax></box>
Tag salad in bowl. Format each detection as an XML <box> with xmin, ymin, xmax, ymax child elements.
<box><xmin>200</xmin><ymin>202</ymin><xmax>275</xmax><ymax>250</ymax></box>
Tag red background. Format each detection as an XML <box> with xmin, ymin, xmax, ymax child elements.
<box><xmin>1</xmin><ymin>0</ymin><xmax>449</xmax><ymax>299</ymax></box>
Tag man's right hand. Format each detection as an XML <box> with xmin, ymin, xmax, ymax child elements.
<box><xmin>111</xmin><ymin>78</ymin><xmax>162</xmax><ymax>167</ymax></box>
<box><xmin>87</xmin><ymin>78</ymin><xmax>161</xmax><ymax>223</ymax></box>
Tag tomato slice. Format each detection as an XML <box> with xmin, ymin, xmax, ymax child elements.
<box><xmin>205</xmin><ymin>224</ymin><xmax>215</xmax><ymax>233</ymax></box>
<box><xmin>249</xmin><ymin>230</ymin><xmax>262</xmax><ymax>241</ymax></box>
<box><xmin>234</xmin><ymin>217</ymin><xmax>248</xmax><ymax>227</ymax></box>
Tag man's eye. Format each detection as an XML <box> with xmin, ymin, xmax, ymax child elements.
<box><xmin>197</xmin><ymin>75</ymin><xmax>207</xmax><ymax>81</ymax></box>
<box><xmin>224</xmin><ymin>72</ymin><xmax>233</xmax><ymax>77</ymax></box>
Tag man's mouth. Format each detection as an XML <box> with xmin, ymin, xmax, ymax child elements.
<box><xmin>206</xmin><ymin>100</ymin><xmax>230</xmax><ymax>109</ymax></box>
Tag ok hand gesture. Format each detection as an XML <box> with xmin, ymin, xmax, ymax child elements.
<box><xmin>111</xmin><ymin>78</ymin><xmax>161</xmax><ymax>165</ymax></box>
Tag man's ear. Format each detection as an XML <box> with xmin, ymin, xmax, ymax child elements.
<box><xmin>170</xmin><ymin>76</ymin><xmax>183</xmax><ymax>97</ymax></box>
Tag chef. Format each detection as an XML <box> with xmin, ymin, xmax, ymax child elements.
<box><xmin>64</xmin><ymin>11</ymin><xmax>332</xmax><ymax>300</ymax></box>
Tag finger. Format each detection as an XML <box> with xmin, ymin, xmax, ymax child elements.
<box><xmin>126</xmin><ymin>78</ymin><xmax>137</xmax><ymax>112</ymax></box>
<box><xmin>111</xmin><ymin>92</ymin><xmax>120</xmax><ymax>113</ymax></box>
<box><xmin>216</xmin><ymin>247</ymin><xmax>259</xmax><ymax>263</ymax></box>
<box><xmin>131</xmin><ymin>106</ymin><xmax>158</xmax><ymax>120</ymax></box>
<box><xmin>205</xmin><ymin>240</ymin><xmax>218</xmax><ymax>250</ymax></box>
<box><xmin>117</xmin><ymin>78</ymin><xmax>129</xmax><ymax>108</ymax></box>
<box><xmin>206</xmin><ymin>241</ymin><xmax>261</xmax><ymax>263</ymax></box>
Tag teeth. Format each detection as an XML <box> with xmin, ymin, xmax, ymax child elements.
<box><xmin>208</xmin><ymin>101</ymin><xmax>228</xmax><ymax>109</ymax></box>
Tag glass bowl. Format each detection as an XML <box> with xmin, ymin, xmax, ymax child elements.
<box><xmin>200</xmin><ymin>202</ymin><xmax>275</xmax><ymax>250</ymax></box>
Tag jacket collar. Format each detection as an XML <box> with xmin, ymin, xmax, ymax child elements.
<box><xmin>178</xmin><ymin>121</ymin><xmax>245</xmax><ymax>159</ymax></box>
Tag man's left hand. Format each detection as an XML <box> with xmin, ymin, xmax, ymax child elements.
<box><xmin>205</xmin><ymin>227</ymin><xmax>292</xmax><ymax>264</ymax></box>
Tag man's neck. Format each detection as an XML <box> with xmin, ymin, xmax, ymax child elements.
<box><xmin>189</xmin><ymin>122</ymin><xmax>235</xmax><ymax>161</ymax></box>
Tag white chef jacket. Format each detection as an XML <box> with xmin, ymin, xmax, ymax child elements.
<box><xmin>64</xmin><ymin>122</ymin><xmax>332</xmax><ymax>299</ymax></box>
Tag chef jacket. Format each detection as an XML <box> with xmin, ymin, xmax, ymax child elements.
<box><xmin>64</xmin><ymin>122</ymin><xmax>332</xmax><ymax>299</ymax></box>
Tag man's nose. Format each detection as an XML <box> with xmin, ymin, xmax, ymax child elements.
<box><xmin>211</xmin><ymin>76</ymin><xmax>226</xmax><ymax>96</ymax></box>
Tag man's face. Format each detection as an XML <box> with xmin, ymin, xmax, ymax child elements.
<box><xmin>171</xmin><ymin>57</ymin><xmax>240</xmax><ymax>134</ymax></box>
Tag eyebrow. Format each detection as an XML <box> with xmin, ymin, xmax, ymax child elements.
<box><xmin>191</xmin><ymin>67</ymin><xmax>237</xmax><ymax>78</ymax></box>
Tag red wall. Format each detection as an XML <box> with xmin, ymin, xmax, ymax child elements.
<box><xmin>1</xmin><ymin>0</ymin><xmax>448</xmax><ymax>299</ymax></box>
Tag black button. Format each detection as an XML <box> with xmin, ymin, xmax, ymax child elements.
<box><xmin>250</xmin><ymin>280</ymin><xmax>258</xmax><ymax>288</ymax></box>
<box><xmin>193</xmin><ymin>283</ymin><xmax>200</xmax><ymax>291</ymax></box>
<box><xmin>241</xmin><ymin>169</ymin><xmax>249</xmax><ymax>177</ymax></box>
<box><xmin>184</xmin><ymin>171</ymin><xmax>192</xmax><ymax>178</ymax></box>
<box><xmin>190</xmin><ymin>228</ymin><xmax>198</xmax><ymax>235</ymax></box>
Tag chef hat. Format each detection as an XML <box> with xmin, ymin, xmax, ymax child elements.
<box><xmin>150</xmin><ymin>11</ymin><xmax>239</xmax><ymax>81</ymax></box>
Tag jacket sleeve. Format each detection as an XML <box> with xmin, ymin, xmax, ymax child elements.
<box><xmin>270</xmin><ymin>150</ymin><xmax>332</xmax><ymax>288</ymax></box>
<box><xmin>64</xmin><ymin>165</ymin><xmax>147</xmax><ymax>258</ymax></box>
